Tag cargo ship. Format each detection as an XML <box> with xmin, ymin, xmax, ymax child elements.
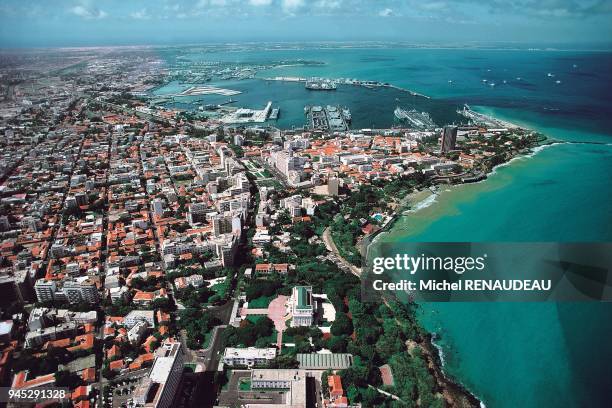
<box><xmin>394</xmin><ymin>107</ymin><xmax>436</xmax><ymax>129</ymax></box>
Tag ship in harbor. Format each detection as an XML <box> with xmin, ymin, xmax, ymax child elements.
<box><xmin>268</xmin><ymin>108</ymin><xmax>280</xmax><ymax>120</ymax></box>
<box><xmin>305</xmin><ymin>78</ymin><xmax>337</xmax><ymax>90</ymax></box>
<box><xmin>394</xmin><ymin>107</ymin><xmax>436</xmax><ymax>129</ymax></box>
<box><xmin>342</xmin><ymin>107</ymin><xmax>351</xmax><ymax>123</ymax></box>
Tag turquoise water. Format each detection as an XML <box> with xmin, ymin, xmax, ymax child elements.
<box><xmin>381</xmin><ymin>137</ymin><xmax>611</xmax><ymax>407</ymax></box>
<box><xmin>161</xmin><ymin>47</ymin><xmax>612</xmax><ymax>132</ymax></box>
<box><xmin>419</xmin><ymin>302</ymin><xmax>612</xmax><ymax>408</ymax></box>
<box><xmin>159</xmin><ymin>46</ymin><xmax>612</xmax><ymax>407</ymax></box>
<box><xmin>388</xmin><ymin>141</ymin><xmax>612</xmax><ymax>243</ymax></box>
<box><xmin>153</xmin><ymin>78</ymin><xmax>463</xmax><ymax>129</ymax></box>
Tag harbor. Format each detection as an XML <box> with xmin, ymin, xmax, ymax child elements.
<box><xmin>219</xmin><ymin>101</ymin><xmax>273</xmax><ymax>124</ymax></box>
<box><xmin>457</xmin><ymin>104</ymin><xmax>519</xmax><ymax>129</ymax></box>
<box><xmin>150</xmin><ymin>78</ymin><xmax>463</xmax><ymax>130</ymax></box>
<box><xmin>394</xmin><ymin>107</ymin><xmax>436</xmax><ymax>129</ymax></box>
<box><xmin>305</xmin><ymin>105</ymin><xmax>351</xmax><ymax>132</ymax></box>
<box><xmin>305</xmin><ymin>78</ymin><xmax>337</xmax><ymax>90</ymax></box>
<box><xmin>262</xmin><ymin>76</ymin><xmax>429</xmax><ymax>98</ymax></box>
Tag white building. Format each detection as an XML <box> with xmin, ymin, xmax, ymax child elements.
<box><xmin>34</xmin><ymin>280</ymin><xmax>57</xmax><ymax>303</ymax></box>
<box><xmin>133</xmin><ymin>341</ymin><xmax>184</xmax><ymax>408</ymax></box>
<box><xmin>251</xmin><ymin>369</ymin><xmax>306</xmax><ymax>389</ymax></box>
<box><xmin>124</xmin><ymin>310</ymin><xmax>155</xmax><ymax>329</ymax></box>
<box><xmin>128</xmin><ymin>321</ymin><xmax>148</xmax><ymax>344</ymax></box>
<box><xmin>63</xmin><ymin>278</ymin><xmax>99</xmax><ymax>304</ymax></box>
<box><xmin>223</xmin><ymin>347</ymin><xmax>277</xmax><ymax>367</ymax></box>
<box><xmin>151</xmin><ymin>198</ymin><xmax>165</xmax><ymax>217</ymax></box>
<box><xmin>290</xmin><ymin>286</ymin><xmax>314</xmax><ymax>327</ymax></box>
<box><xmin>250</xmin><ymin>369</ymin><xmax>308</xmax><ymax>406</ymax></box>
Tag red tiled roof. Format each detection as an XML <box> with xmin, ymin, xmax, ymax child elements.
<box><xmin>109</xmin><ymin>359</ymin><xmax>124</xmax><ymax>371</ymax></box>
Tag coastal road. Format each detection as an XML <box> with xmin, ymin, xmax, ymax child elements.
<box><xmin>322</xmin><ymin>224</ymin><xmax>479</xmax><ymax>407</ymax></box>
<box><xmin>322</xmin><ymin>227</ymin><xmax>362</xmax><ymax>277</ymax></box>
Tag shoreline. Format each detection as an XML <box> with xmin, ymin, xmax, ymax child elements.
<box><xmin>420</xmin><ymin>331</ymin><xmax>484</xmax><ymax>408</ymax></box>
<box><xmin>371</xmin><ymin>135</ymin><xmax>557</xmax><ymax>243</ymax></box>
<box><xmin>358</xmin><ymin>116</ymin><xmax>554</xmax><ymax>407</ymax></box>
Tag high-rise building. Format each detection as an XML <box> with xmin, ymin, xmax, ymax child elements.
<box><xmin>34</xmin><ymin>279</ymin><xmax>57</xmax><ymax>303</ymax></box>
<box><xmin>211</xmin><ymin>214</ymin><xmax>233</xmax><ymax>236</ymax></box>
<box><xmin>327</xmin><ymin>177</ymin><xmax>339</xmax><ymax>196</ymax></box>
<box><xmin>440</xmin><ymin>126</ymin><xmax>458</xmax><ymax>153</ymax></box>
<box><xmin>63</xmin><ymin>279</ymin><xmax>99</xmax><ymax>304</ymax></box>
<box><xmin>0</xmin><ymin>215</ymin><xmax>10</xmax><ymax>231</ymax></box>
<box><xmin>133</xmin><ymin>341</ymin><xmax>184</xmax><ymax>408</ymax></box>
<box><xmin>273</xmin><ymin>150</ymin><xmax>304</xmax><ymax>177</ymax></box>
<box><xmin>187</xmin><ymin>202</ymin><xmax>209</xmax><ymax>225</ymax></box>
<box><xmin>233</xmin><ymin>134</ymin><xmax>244</xmax><ymax>146</ymax></box>
<box><xmin>0</xmin><ymin>270</ymin><xmax>34</xmax><ymax>306</ymax></box>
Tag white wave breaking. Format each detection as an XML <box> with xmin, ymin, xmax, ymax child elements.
<box><xmin>404</xmin><ymin>193</ymin><xmax>438</xmax><ymax>213</ymax></box>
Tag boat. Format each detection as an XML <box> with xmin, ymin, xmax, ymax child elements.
<box><xmin>342</xmin><ymin>107</ymin><xmax>351</xmax><ymax>123</ymax></box>
<box><xmin>394</xmin><ymin>107</ymin><xmax>436</xmax><ymax>129</ymax></box>
<box><xmin>394</xmin><ymin>107</ymin><xmax>410</xmax><ymax>120</ymax></box>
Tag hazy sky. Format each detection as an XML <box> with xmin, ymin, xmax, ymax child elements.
<box><xmin>1</xmin><ymin>0</ymin><xmax>611</xmax><ymax>47</ymax></box>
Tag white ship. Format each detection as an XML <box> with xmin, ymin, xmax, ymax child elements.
<box><xmin>394</xmin><ymin>107</ymin><xmax>410</xmax><ymax>120</ymax></box>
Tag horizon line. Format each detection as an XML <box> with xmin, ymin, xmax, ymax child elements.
<box><xmin>1</xmin><ymin>40</ymin><xmax>612</xmax><ymax>52</ymax></box>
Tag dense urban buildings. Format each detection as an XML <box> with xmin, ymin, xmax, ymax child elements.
<box><xmin>0</xmin><ymin>45</ymin><xmax>540</xmax><ymax>408</ymax></box>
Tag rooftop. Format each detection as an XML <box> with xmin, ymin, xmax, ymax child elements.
<box><xmin>296</xmin><ymin>353</ymin><xmax>353</xmax><ymax>370</ymax></box>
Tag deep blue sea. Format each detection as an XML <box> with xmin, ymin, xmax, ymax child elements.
<box><xmin>157</xmin><ymin>46</ymin><xmax>612</xmax><ymax>407</ymax></box>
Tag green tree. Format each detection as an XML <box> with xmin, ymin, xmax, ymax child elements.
<box><xmin>331</xmin><ymin>312</ymin><xmax>353</xmax><ymax>337</ymax></box>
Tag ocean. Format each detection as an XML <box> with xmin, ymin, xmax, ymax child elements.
<box><xmin>156</xmin><ymin>46</ymin><xmax>612</xmax><ymax>407</ymax></box>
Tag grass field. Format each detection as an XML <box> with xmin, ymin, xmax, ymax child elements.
<box><xmin>248</xmin><ymin>296</ymin><xmax>272</xmax><ymax>308</ymax></box>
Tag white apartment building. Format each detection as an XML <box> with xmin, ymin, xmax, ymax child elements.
<box><xmin>133</xmin><ymin>341</ymin><xmax>184</xmax><ymax>408</ymax></box>
<box><xmin>151</xmin><ymin>198</ymin><xmax>165</xmax><ymax>217</ymax></box>
<box><xmin>34</xmin><ymin>279</ymin><xmax>57</xmax><ymax>303</ymax></box>
<box><xmin>124</xmin><ymin>310</ymin><xmax>155</xmax><ymax>329</ymax></box>
<box><xmin>63</xmin><ymin>278</ymin><xmax>99</xmax><ymax>304</ymax></box>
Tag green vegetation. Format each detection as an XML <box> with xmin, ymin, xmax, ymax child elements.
<box><xmin>248</xmin><ymin>296</ymin><xmax>272</xmax><ymax>308</ymax></box>
<box><xmin>178</xmin><ymin>308</ymin><xmax>221</xmax><ymax>349</ymax></box>
<box><xmin>248</xmin><ymin>185</ymin><xmax>450</xmax><ymax>407</ymax></box>
<box><xmin>239</xmin><ymin>378</ymin><xmax>251</xmax><ymax>391</ymax></box>
<box><xmin>175</xmin><ymin>285</ymin><xmax>214</xmax><ymax>309</ymax></box>
<box><xmin>223</xmin><ymin>317</ymin><xmax>275</xmax><ymax>348</ymax></box>
<box><xmin>245</xmin><ymin>279</ymin><xmax>282</xmax><ymax>301</ymax></box>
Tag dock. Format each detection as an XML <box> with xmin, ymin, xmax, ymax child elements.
<box><xmin>305</xmin><ymin>105</ymin><xmax>351</xmax><ymax>132</ymax></box>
